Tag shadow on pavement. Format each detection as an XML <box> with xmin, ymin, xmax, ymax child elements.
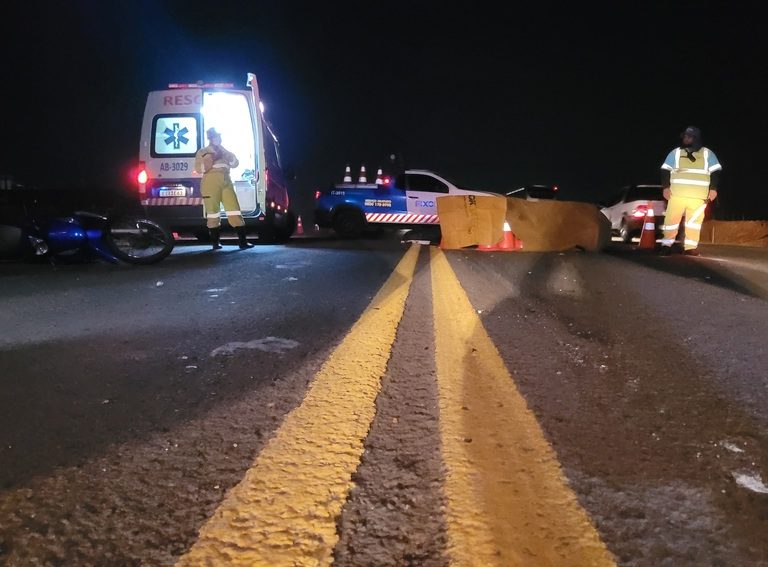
<box><xmin>604</xmin><ymin>242</ymin><xmax>765</xmax><ymax>300</ymax></box>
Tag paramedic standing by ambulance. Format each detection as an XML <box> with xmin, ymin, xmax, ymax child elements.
<box><xmin>659</xmin><ymin>126</ymin><xmax>722</xmax><ymax>256</ymax></box>
<box><xmin>195</xmin><ymin>127</ymin><xmax>254</xmax><ymax>250</ymax></box>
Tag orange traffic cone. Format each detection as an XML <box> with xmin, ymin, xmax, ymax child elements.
<box><xmin>477</xmin><ymin>238</ymin><xmax>500</xmax><ymax>251</ymax></box>
<box><xmin>296</xmin><ymin>215</ymin><xmax>304</xmax><ymax>235</ymax></box>
<box><xmin>477</xmin><ymin>221</ymin><xmax>523</xmax><ymax>252</ymax></box>
<box><xmin>497</xmin><ymin>221</ymin><xmax>523</xmax><ymax>250</ymax></box>
<box><xmin>343</xmin><ymin>165</ymin><xmax>352</xmax><ymax>183</ymax></box>
<box><xmin>358</xmin><ymin>165</ymin><xmax>367</xmax><ymax>183</ymax></box>
<box><xmin>638</xmin><ymin>207</ymin><xmax>656</xmax><ymax>250</ymax></box>
<box><xmin>375</xmin><ymin>168</ymin><xmax>384</xmax><ymax>185</ymax></box>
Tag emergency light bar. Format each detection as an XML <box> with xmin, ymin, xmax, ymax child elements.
<box><xmin>168</xmin><ymin>82</ymin><xmax>235</xmax><ymax>89</ymax></box>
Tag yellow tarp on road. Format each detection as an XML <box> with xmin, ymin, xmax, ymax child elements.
<box><xmin>436</xmin><ymin>195</ymin><xmax>611</xmax><ymax>252</ymax></box>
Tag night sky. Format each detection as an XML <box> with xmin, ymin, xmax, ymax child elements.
<box><xmin>4</xmin><ymin>1</ymin><xmax>767</xmax><ymax>220</ymax></box>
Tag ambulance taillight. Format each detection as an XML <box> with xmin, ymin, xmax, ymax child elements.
<box><xmin>137</xmin><ymin>162</ymin><xmax>148</xmax><ymax>193</ymax></box>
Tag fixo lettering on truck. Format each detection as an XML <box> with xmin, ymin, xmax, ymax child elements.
<box><xmin>136</xmin><ymin>73</ymin><xmax>295</xmax><ymax>242</ymax></box>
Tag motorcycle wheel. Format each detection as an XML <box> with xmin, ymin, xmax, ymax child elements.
<box><xmin>105</xmin><ymin>217</ymin><xmax>174</xmax><ymax>265</ymax></box>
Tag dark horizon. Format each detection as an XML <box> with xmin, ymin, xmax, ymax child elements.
<box><xmin>4</xmin><ymin>1</ymin><xmax>767</xmax><ymax>220</ymax></box>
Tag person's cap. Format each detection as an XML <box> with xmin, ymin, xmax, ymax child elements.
<box><xmin>681</xmin><ymin>126</ymin><xmax>701</xmax><ymax>138</ymax></box>
<box><xmin>206</xmin><ymin>127</ymin><xmax>221</xmax><ymax>139</ymax></box>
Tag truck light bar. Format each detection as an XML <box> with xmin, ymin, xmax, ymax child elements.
<box><xmin>168</xmin><ymin>82</ymin><xmax>235</xmax><ymax>89</ymax></box>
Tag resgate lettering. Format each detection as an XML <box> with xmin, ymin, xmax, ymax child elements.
<box><xmin>163</xmin><ymin>94</ymin><xmax>203</xmax><ymax>106</ymax></box>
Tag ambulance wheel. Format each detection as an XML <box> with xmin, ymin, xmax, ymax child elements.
<box><xmin>333</xmin><ymin>209</ymin><xmax>365</xmax><ymax>238</ymax></box>
<box><xmin>273</xmin><ymin>211</ymin><xmax>296</xmax><ymax>242</ymax></box>
<box><xmin>193</xmin><ymin>229</ymin><xmax>210</xmax><ymax>243</ymax></box>
<box><xmin>256</xmin><ymin>222</ymin><xmax>277</xmax><ymax>243</ymax></box>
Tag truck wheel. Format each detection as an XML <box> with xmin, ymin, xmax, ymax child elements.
<box><xmin>333</xmin><ymin>209</ymin><xmax>365</xmax><ymax>238</ymax></box>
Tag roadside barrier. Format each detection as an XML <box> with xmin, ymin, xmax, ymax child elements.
<box><xmin>700</xmin><ymin>220</ymin><xmax>768</xmax><ymax>247</ymax></box>
<box><xmin>296</xmin><ymin>215</ymin><xmax>304</xmax><ymax>235</ymax></box>
<box><xmin>638</xmin><ymin>208</ymin><xmax>656</xmax><ymax>250</ymax></box>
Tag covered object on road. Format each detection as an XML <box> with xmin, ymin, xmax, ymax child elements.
<box><xmin>437</xmin><ymin>195</ymin><xmax>611</xmax><ymax>252</ymax></box>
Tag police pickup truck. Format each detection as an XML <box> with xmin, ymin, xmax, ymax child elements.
<box><xmin>314</xmin><ymin>169</ymin><xmax>495</xmax><ymax>238</ymax></box>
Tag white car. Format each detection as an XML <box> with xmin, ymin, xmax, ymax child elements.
<box><xmin>600</xmin><ymin>184</ymin><xmax>666</xmax><ymax>243</ymax></box>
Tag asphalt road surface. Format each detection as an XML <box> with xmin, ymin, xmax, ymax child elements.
<box><xmin>1</xmin><ymin>234</ymin><xmax>767</xmax><ymax>566</ymax></box>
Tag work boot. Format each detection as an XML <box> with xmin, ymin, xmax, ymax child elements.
<box><xmin>658</xmin><ymin>246</ymin><xmax>673</xmax><ymax>256</ymax></box>
<box><xmin>236</xmin><ymin>226</ymin><xmax>254</xmax><ymax>249</ymax></box>
<box><xmin>683</xmin><ymin>248</ymin><xmax>700</xmax><ymax>256</ymax></box>
<box><xmin>209</xmin><ymin>227</ymin><xmax>222</xmax><ymax>250</ymax></box>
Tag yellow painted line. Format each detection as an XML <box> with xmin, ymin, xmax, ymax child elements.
<box><xmin>177</xmin><ymin>244</ymin><xmax>420</xmax><ymax>566</ymax></box>
<box><xmin>430</xmin><ymin>247</ymin><xmax>616</xmax><ymax>567</ymax></box>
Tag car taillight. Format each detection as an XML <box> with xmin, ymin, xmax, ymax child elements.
<box><xmin>631</xmin><ymin>204</ymin><xmax>648</xmax><ymax>218</ymax></box>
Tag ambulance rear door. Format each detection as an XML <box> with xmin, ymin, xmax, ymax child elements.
<box><xmin>201</xmin><ymin>89</ymin><xmax>259</xmax><ymax>216</ymax></box>
<box><xmin>139</xmin><ymin>89</ymin><xmax>204</xmax><ymax>205</ymax></box>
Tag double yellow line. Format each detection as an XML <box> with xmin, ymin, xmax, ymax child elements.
<box><xmin>178</xmin><ymin>245</ymin><xmax>615</xmax><ymax>566</ymax></box>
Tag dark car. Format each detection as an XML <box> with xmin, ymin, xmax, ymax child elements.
<box><xmin>600</xmin><ymin>184</ymin><xmax>666</xmax><ymax>243</ymax></box>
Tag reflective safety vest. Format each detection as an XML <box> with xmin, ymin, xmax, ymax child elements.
<box><xmin>661</xmin><ymin>147</ymin><xmax>722</xmax><ymax>199</ymax></box>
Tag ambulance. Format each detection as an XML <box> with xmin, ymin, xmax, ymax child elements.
<box><xmin>137</xmin><ymin>72</ymin><xmax>295</xmax><ymax>241</ymax></box>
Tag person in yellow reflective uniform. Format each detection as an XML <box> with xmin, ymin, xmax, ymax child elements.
<box><xmin>195</xmin><ymin>128</ymin><xmax>253</xmax><ymax>250</ymax></box>
<box><xmin>658</xmin><ymin>126</ymin><xmax>722</xmax><ymax>256</ymax></box>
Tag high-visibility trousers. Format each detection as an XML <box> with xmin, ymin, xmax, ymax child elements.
<box><xmin>661</xmin><ymin>194</ymin><xmax>708</xmax><ymax>250</ymax></box>
<box><xmin>201</xmin><ymin>170</ymin><xmax>245</xmax><ymax>229</ymax></box>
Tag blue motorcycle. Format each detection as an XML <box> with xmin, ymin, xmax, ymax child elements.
<box><xmin>0</xmin><ymin>201</ymin><xmax>174</xmax><ymax>265</ymax></box>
